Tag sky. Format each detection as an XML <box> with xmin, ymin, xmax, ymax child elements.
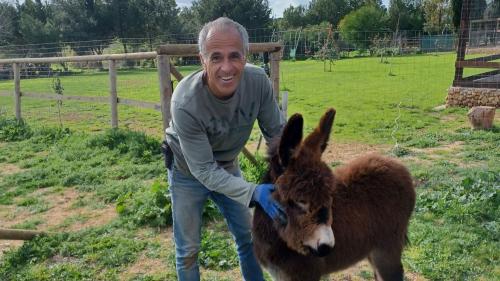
<box><xmin>176</xmin><ymin>0</ymin><xmax>391</xmax><ymax>18</ymax></box>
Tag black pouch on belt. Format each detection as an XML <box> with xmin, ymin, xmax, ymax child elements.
<box><xmin>161</xmin><ymin>140</ymin><xmax>173</xmax><ymax>170</ymax></box>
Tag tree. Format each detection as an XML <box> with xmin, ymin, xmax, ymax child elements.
<box><xmin>422</xmin><ymin>0</ymin><xmax>452</xmax><ymax>34</ymax></box>
<box><xmin>307</xmin><ymin>0</ymin><xmax>350</xmax><ymax>27</ymax></box>
<box><xmin>282</xmin><ymin>5</ymin><xmax>308</xmax><ymax>28</ymax></box>
<box><xmin>18</xmin><ymin>0</ymin><xmax>59</xmax><ymax>45</ymax></box>
<box><xmin>178</xmin><ymin>7</ymin><xmax>200</xmax><ymax>35</ymax></box>
<box><xmin>52</xmin><ymin>0</ymin><xmax>113</xmax><ymax>54</ymax></box>
<box><xmin>127</xmin><ymin>0</ymin><xmax>180</xmax><ymax>50</ymax></box>
<box><xmin>0</xmin><ymin>2</ymin><xmax>18</xmax><ymax>46</ymax></box>
<box><xmin>388</xmin><ymin>0</ymin><xmax>424</xmax><ymax>31</ymax></box>
<box><xmin>338</xmin><ymin>4</ymin><xmax>389</xmax><ymax>51</ymax></box>
<box><xmin>191</xmin><ymin>0</ymin><xmax>272</xmax><ymax>31</ymax></box>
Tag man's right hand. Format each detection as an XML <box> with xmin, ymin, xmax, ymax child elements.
<box><xmin>252</xmin><ymin>184</ymin><xmax>287</xmax><ymax>225</ymax></box>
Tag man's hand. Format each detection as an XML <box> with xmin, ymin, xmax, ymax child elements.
<box><xmin>252</xmin><ymin>184</ymin><xmax>287</xmax><ymax>225</ymax></box>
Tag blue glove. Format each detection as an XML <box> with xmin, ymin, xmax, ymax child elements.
<box><xmin>252</xmin><ymin>184</ymin><xmax>287</xmax><ymax>225</ymax></box>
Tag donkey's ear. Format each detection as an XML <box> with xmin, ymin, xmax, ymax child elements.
<box><xmin>318</xmin><ymin>108</ymin><xmax>336</xmax><ymax>152</ymax></box>
<box><xmin>279</xmin><ymin>113</ymin><xmax>303</xmax><ymax>167</ymax></box>
<box><xmin>304</xmin><ymin>108</ymin><xmax>336</xmax><ymax>153</ymax></box>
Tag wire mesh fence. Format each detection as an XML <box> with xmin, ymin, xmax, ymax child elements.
<box><xmin>0</xmin><ymin>14</ymin><xmax>498</xmax><ymax>143</ymax></box>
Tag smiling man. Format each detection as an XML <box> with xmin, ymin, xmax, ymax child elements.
<box><xmin>164</xmin><ymin>17</ymin><xmax>286</xmax><ymax>281</ymax></box>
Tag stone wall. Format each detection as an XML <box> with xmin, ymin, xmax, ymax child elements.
<box><xmin>447</xmin><ymin>87</ymin><xmax>500</xmax><ymax>108</ymax></box>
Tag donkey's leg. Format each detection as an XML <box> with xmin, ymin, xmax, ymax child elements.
<box><xmin>368</xmin><ymin>248</ymin><xmax>404</xmax><ymax>281</ymax></box>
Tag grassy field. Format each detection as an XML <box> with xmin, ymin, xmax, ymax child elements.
<box><xmin>0</xmin><ymin>53</ymin><xmax>499</xmax><ymax>280</ymax></box>
<box><xmin>0</xmin><ymin>52</ymin><xmax>480</xmax><ymax>139</ymax></box>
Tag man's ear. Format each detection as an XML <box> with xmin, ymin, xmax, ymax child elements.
<box><xmin>199</xmin><ymin>53</ymin><xmax>207</xmax><ymax>70</ymax></box>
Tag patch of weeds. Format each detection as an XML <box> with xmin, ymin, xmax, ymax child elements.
<box><xmin>22</xmin><ymin>262</ymin><xmax>95</xmax><ymax>281</ymax></box>
<box><xmin>0</xmin><ymin>234</ymin><xmax>65</xmax><ymax>279</ymax></box>
<box><xmin>128</xmin><ymin>273</ymin><xmax>177</xmax><ymax>281</ymax></box>
<box><xmin>390</xmin><ymin>144</ymin><xmax>411</xmax><ymax>157</ymax></box>
<box><xmin>329</xmin><ymin>160</ymin><xmax>343</xmax><ymax>167</ymax></box>
<box><xmin>408</xmin><ymin>169</ymin><xmax>499</xmax><ymax>280</ymax></box>
<box><xmin>0</xmin><ymin>117</ymin><xmax>33</xmax><ymax>142</ymax></box>
<box><xmin>17</xmin><ymin>197</ymin><xmax>50</xmax><ymax>214</ymax></box>
<box><xmin>357</xmin><ymin>270</ymin><xmax>374</xmax><ymax>280</ymax></box>
<box><xmin>59</xmin><ymin>214</ymin><xmax>90</xmax><ymax>229</ymax></box>
<box><xmin>87</xmin><ymin>129</ymin><xmax>161</xmax><ymax>164</ymax></box>
<box><xmin>239</xmin><ymin>154</ymin><xmax>267</xmax><ymax>184</ymax></box>
<box><xmin>31</xmin><ymin>127</ymin><xmax>71</xmax><ymax>145</ymax></box>
<box><xmin>202</xmin><ymin>200</ymin><xmax>223</xmax><ymax>222</ymax></box>
<box><xmin>0</xmin><ymin>190</ymin><xmax>16</xmax><ymax>205</ymax></box>
<box><xmin>95</xmin><ymin>179</ymin><xmax>142</xmax><ymax>203</ymax></box>
<box><xmin>116</xmin><ymin>180</ymin><xmax>171</xmax><ymax>227</ymax></box>
<box><xmin>10</xmin><ymin>218</ymin><xmax>44</xmax><ymax>230</ymax></box>
<box><xmin>68</xmin><ymin>232</ymin><xmax>145</xmax><ymax>268</ymax></box>
<box><xmin>62</xmin><ymin>167</ymin><xmax>105</xmax><ymax>187</ymax></box>
<box><xmin>0</xmin><ymin>226</ymin><xmax>146</xmax><ymax>280</ymax></box>
<box><xmin>3</xmin><ymin>168</ymin><xmax>59</xmax><ymax>191</ymax></box>
<box><xmin>199</xmin><ymin>222</ymin><xmax>238</xmax><ymax>270</ymax></box>
<box><xmin>405</xmin><ymin>132</ymin><xmax>445</xmax><ymax>148</ymax></box>
<box><xmin>69</xmin><ymin>195</ymin><xmax>88</xmax><ymax>209</ymax></box>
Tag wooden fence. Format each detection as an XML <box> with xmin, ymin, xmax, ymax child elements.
<box><xmin>0</xmin><ymin>43</ymin><xmax>283</xmax><ymax>132</ymax></box>
<box><xmin>0</xmin><ymin>43</ymin><xmax>284</xmax><ymax>167</ymax></box>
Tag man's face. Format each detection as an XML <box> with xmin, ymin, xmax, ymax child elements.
<box><xmin>200</xmin><ymin>27</ymin><xmax>246</xmax><ymax>100</ymax></box>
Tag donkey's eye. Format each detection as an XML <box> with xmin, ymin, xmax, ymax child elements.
<box><xmin>316</xmin><ymin>207</ymin><xmax>330</xmax><ymax>224</ymax></box>
<box><xmin>288</xmin><ymin>200</ymin><xmax>308</xmax><ymax>212</ymax></box>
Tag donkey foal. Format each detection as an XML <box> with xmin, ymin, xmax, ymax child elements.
<box><xmin>252</xmin><ymin>108</ymin><xmax>416</xmax><ymax>281</ymax></box>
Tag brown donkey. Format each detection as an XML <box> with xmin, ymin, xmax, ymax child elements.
<box><xmin>252</xmin><ymin>108</ymin><xmax>416</xmax><ymax>281</ymax></box>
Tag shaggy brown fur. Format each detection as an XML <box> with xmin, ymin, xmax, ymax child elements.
<box><xmin>252</xmin><ymin>108</ymin><xmax>416</xmax><ymax>281</ymax></box>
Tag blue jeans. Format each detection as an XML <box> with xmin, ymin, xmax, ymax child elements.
<box><xmin>167</xmin><ymin>165</ymin><xmax>264</xmax><ymax>281</ymax></box>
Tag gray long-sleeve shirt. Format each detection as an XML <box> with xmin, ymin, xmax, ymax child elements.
<box><xmin>165</xmin><ymin>64</ymin><xmax>284</xmax><ymax>207</ymax></box>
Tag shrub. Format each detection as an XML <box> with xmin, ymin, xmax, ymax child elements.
<box><xmin>0</xmin><ymin>117</ymin><xmax>33</xmax><ymax>141</ymax></box>
<box><xmin>87</xmin><ymin>129</ymin><xmax>161</xmax><ymax>163</ymax></box>
<box><xmin>116</xmin><ymin>180</ymin><xmax>172</xmax><ymax>227</ymax></box>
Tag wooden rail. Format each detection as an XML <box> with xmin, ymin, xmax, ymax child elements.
<box><xmin>0</xmin><ymin>228</ymin><xmax>48</xmax><ymax>240</ymax></box>
<box><xmin>156</xmin><ymin>42</ymin><xmax>282</xmax><ymax>56</ymax></box>
<box><xmin>0</xmin><ymin>52</ymin><xmax>157</xmax><ymax>64</ymax></box>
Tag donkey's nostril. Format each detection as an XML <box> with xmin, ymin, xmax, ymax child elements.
<box><xmin>316</xmin><ymin>244</ymin><xmax>333</xmax><ymax>257</ymax></box>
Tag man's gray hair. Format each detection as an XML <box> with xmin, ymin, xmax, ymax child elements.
<box><xmin>198</xmin><ymin>17</ymin><xmax>249</xmax><ymax>58</ymax></box>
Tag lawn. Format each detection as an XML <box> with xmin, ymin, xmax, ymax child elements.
<box><xmin>0</xmin><ymin>52</ymin><xmax>469</xmax><ymax>140</ymax></box>
<box><xmin>0</xmin><ymin>54</ymin><xmax>498</xmax><ymax>280</ymax></box>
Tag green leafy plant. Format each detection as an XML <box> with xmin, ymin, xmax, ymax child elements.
<box><xmin>0</xmin><ymin>117</ymin><xmax>33</xmax><ymax>141</ymax></box>
<box><xmin>51</xmin><ymin>74</ymin><xmax>64</xmax><ymax>129</ymax></box>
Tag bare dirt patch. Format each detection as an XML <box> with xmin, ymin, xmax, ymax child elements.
<box><xmin>409</xmin><ymin>141</ymin><xmax>464</xmax><ymax>158</ymax></box>
<box><xmin>121</xmin><ymin>252</ymin><xmax>169</xmax><ymax>279</ymax></box>
<box><xmin>322</xmin><ymin>142</ymin><xmax>392</xmax><ymax>164</ymax></box>
<box><xmin>0</xmin><ymin>205</ymin><xmax>32</xmax><ymax>227</ymax></box>
<box><xmin>405</xmin><ymin>141</ymin><xmax>470</xmax><ymax>168</ymax></box>
<box><xmin>121</xmin><ymin>228</ymin><xmax>175</xmax><ymax>280</ymax></box>
<box><xmin>0</xmin><ymin>240</ymin><xmax>24</xmax><ymax>259</ymax></box>
<box><xmin>0</xmin><ymin>163</ymin><xmax>23</xmax><ymax>176</ymax></box>
<box><xmin>0</xmin><ymin>188</ymin><xmax>118</xmax><ymax>258</ymax></box>
<box><xmin>38</xmin><ymin>189</ymin><xmax>117</xmax><ymax>232</ymax></box>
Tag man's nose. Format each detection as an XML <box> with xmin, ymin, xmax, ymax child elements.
<box><xmin>220</xmin><ymin>57</ymin><xmax>233</xmax><ymax>72</ymax></box>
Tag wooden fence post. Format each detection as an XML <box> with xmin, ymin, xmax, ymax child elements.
<box><xmin>281</xmin><ymin>91</ymin><xmax>288</xmax><ymax>118</ymax></box>
<box><xmin>109</xmin><ymin>60</ymin><xmax>118</xmax><ymax>128</ymax></box>
<box><xmin>13</xmin><ymin>63</ymin><xmax>21</xmax><ymax>120</ymax></box>
<box><xmin>157</xmin><ymin>55</ymin><xmax>173</xmax><ymax>133</ymax></box>
<box><xmin>270</xmin><ymin>52</ymin><xmax>280</xmax><ymax>103</ymax></box>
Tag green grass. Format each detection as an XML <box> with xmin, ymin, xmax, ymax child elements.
<box><xmin>0</xmin><ymin>52</ymin><xmax>470</xmax><ymax>141</ymax></box>
<box><xmin>0</xmin><ymin>54</ymin><xmax>499</xmax><ymax>280</ymax></box>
